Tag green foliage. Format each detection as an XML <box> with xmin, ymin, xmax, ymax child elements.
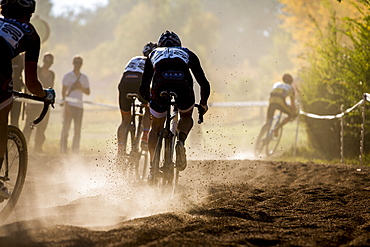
<box><xmin>299</xmin><ymin>1</ymin><xmax>370</xmax><ymax>159</ymax></box>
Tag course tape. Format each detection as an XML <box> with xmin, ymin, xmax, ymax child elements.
<box><xmin>300</xmin><ymin>93</ymin><xmax>370</xmax><ymax>120</ymax></box>
<box><xmin>14</xmin><ymin>96</ymin><xmax>119</xmax><ymax>109</ymax></box>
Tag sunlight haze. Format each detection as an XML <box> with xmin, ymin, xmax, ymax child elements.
<box><xmin>50</xmin><ymin>0</ymin><xmax>108</xmax><ymax>15</ymax></box>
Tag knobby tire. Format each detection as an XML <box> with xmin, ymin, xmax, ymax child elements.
<box><xmin>0</xmin><ymin>125</ymin><xmax>28</xmax><ymax>222</ymax></box>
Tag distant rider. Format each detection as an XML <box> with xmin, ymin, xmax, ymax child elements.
<box><xmin>0</xmin><ymin>0</ymin><xmax>55</xmax><ymax>199</ymax></box>
<box><xmin>140</xmin><ymin>30</ymin><xmax>210</xmax><ymax>178</ymax></box>
<box><xmin>266</xmin><ymin>73</ymin><xmax>297</xmax><ymax>133</ymax></box>
<box><xmin>117</xmin><ymin>42</ymin><xmax>157</xmax><ymax>154</ymax></box>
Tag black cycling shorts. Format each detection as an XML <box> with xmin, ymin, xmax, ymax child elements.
<box><xmin>150</xmin><ymin>81</ymin><xmax>195</xmax><ymax>114</ymax></box>
<box><xmin>118</xmin><ymin>72</ymin><xmax>148</xmax><ymax>112</ymax></box>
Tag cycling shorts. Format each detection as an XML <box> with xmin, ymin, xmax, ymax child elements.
<box><xmin>267</xmin><ymin>96</ymin><xmax>293</xmax><ymax>119</ymax></box>
<box><xmin>149</xmin><ymin>81</ymin><xmax>195</xmax><ymax>118</ymax></box>
<box><xmin>118</xmin><ymin>72</ymin><xmax>148</xmax><ymax>112</ymax></box>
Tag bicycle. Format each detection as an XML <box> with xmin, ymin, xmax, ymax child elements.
<box><xmin>120</xmin><ymin>93</ymin><xmax>149</xmax><ymax>180</ymax></box>
<box><xmin>0</xmin><ymin>90</ymin><xmax>53</xmax><ymax>222</ymax></box>
<box><xmin>255</xmin><ymin>109</ymin><xmax>284</xmax><ymax>157</ymax></box>
<box><xmin>150</xmin><ymin>91</ymin><xmax>204</xmax><ymax>196</ymax></box>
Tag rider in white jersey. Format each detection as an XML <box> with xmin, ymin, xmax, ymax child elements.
<box><xmin>117</xmin><ymin>42</ymin><xmax>157</xmax><ymax>154</ymax></box>
<box><xmin>266</xmin><ymin>73</ymin><xmax>297</xmax><ymax>133</ymax></box>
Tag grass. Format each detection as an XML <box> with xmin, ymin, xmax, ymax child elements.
<box><xmin>17</xmin><ymin>104</ymin><xmax>367</xmax><ymax>166</ymax></box>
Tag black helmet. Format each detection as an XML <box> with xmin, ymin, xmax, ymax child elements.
<box><xmin>1</xmin><ymin>0</ymin><xmax>36</xmax><ymax>19</ymax></box>
<box><xmin>282</xmin><ymin>73</ymin><xmax>293</xmax><ymax>84</ymax></box>
<box><xmin>158</xmin><ymin>30</ymin><xmax>181</xmax><ymax>47</ymax></box>
<box><xmin>142</xmin><ymin>42</ymin><xmax>157</xmax><ymax>56</ymax></box>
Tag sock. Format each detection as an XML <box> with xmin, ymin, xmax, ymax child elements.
<box><xmin>178</xmin><ymin>132</ymin><xmax>187</xmax><ymax>144</ymax></box>
<box><xmin>141</xmin><ymin>129</ymin><xmax>149</xmax><ymax>142</ymax></box>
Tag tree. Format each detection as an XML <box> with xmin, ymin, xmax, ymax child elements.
<box><xmin>279</xmin><ymin>0</ymin><xmax>370</xmax><ymax>158</ymax></box>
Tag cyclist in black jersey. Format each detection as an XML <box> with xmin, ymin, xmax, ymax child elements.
<box><xmin>117</xmin><ymin>42</ymin><xmax>157</xmax><ymax>153</ymax></box>
<box><xmin>140</xmin><ymin>30</ymin><xmax>210</xmax><ymax>174</ymax></box>
<box><xmin>0</xmin><ymin>0</ymin><xmax>55</xmax><ymax>199</ymax></box>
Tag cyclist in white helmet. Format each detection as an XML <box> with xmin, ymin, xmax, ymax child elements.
<box><xmin>0</xmin><ymin>0</ymin><xmax>55</xmax><ymax>199</ymax></box>
<box><xmin>117</xmin><ymin>42</ymin><xmax>157</xmax><ymax>154</ymax></box>
<box><xmin>266</xmin><ymin>73</ymin><xmax>297</xmax><ymax>134</ymax></box>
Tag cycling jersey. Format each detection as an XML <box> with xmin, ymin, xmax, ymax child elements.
<box><xmin>270</xmin><ymin>81</ymin><xmax>294</xmax><ymax>99</ymax></box>
<box><xmin>0</xmin><ymin>17</ymin><xmax>40</xmax><ymax>109</ymax></box>
<box><xmin>140</xmin><ymin>47</ymin><xmax>210</xmax><ymax>114</ymax></box>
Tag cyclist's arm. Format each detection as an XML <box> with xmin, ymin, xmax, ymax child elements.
<box><xmin>24</xmin><ymin>61</ymin><xmax>45</xmax><ymax>97</ymax></box>
<box><xmin>139</xmin><ymin>58</ymin><xmax>154</xmax><ymax>102</ymax></box>
<box><xmin>189</xmin><ymin>52</ymin><xmax>210</xmax><ymax>105</ymax></box>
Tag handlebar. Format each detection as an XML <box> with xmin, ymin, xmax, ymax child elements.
<box><xmin>194</xmin><ymin>104</ymin><xmax>204</xmax><ymax>124</ymax></box>
<box><xmin>13</xmin><ymin>91</ymin><xmax>53</xmax><ymax>125</ymax></box>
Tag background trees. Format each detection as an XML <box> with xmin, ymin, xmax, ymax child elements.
<box><xmin>22</xmin><ymin>0</ymin><xmax>370</xmax><ymax>159</ymax></box>
<box><xmin>279</xmin><ymin>0</ymin><xmax>370</xmax><ymax>158</ymax></box>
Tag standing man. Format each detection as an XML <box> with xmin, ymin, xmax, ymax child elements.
<box><xmin>10</xmin><ymin>54</ymin><xmax>24</xmax><ymax>127</ymax></box>
<box><xmin>140</xmin><ymin>30</ymin><xmax>210</xmax><ymax>177</ymax></box>
<box><xmin>23</xmin><ymin>52</ymin><xmax>55</xmax><ymax>153</ymax></box>
<box><xmin>60</xmin><ymin>55</ymin><xmax>90</xmax><ymax>154</ymax></box>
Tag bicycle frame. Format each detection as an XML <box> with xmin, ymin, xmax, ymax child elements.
<box><xmin>127</xmin><ymin>93</ymin><xmax>145</xmax><ymax>152</ymax></box>
<box><xmin>255</xmin><ymin>110</ymin><xmax>284</xmax><ymax>157</ymax></box>
<box><xmin>0</xmin><ymin>90</ymin><xmax>52</xmax><ymax>222</ymax></box>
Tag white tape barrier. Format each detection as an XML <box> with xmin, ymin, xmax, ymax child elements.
<box><xmin>300</xmin><ymin>93</ymin><xmax>370</xmax><ymax>120</ymax></box>
<box><xmin>300</xmin><ymin>99</ymin><xmax>364</xmax><ymax>120</ymax></box>
<box><xmin>209</xmin><ymin>101</ymin><xmax>268</xmax><ymax>107</ymax></box>
<box><xmin>14</xmin><ymin>96</ymin><xmax>119</xmax><ymax>109</ymax></box>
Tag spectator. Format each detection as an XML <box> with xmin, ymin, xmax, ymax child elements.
<box><xmin>60</xmin><ymin>55</ymin><xmax>90</xmax><ymax>154</ymax></box>
<box><xmin>10</xmin><ymin>54</ymin><xmax>25</xmax><ymax>127</ymax></box>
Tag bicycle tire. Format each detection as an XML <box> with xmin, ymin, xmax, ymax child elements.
<box><xmin>151</xmin><ymin>130</ymin><xmax>164</xmax><ymax>186</ymax></box>
<box><xmin>121</xmin><ymin>124</ymin><xmax>139</xmax><ymax>178</ymax></box>
<box><xmin>0</xmin><ymin>125</ymin><xmax>28</xmax><ymax>222</ymax></box>
<box><xmin>162</xmin><ymin>134</ymin><xmax>175</xmax><ymax>193</ymax></box>
<box><xmin>266</xmin><ymin>126</ymin><xmax>283</xmax><ymax>156</ymax></box>
<box><xmin>138</xmin><ymin>150</ymin><xmax>149</xmax><ymax>180</ymax></box>
<box><xmin>255</xmin><ymin>123</ymin><xmax>270</xmax><ymax>157</ymax></box>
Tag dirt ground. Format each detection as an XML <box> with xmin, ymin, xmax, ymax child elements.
<box><xmin>0</xmin><ymin>154</ymin><xmax>369</xmax><ymax>246</ymax></box>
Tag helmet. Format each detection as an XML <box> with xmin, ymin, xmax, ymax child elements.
<box><xmin>157</xmin><ymin>30</ymin><xmax>181</xmax><ymax>47</ymax></box>
<box><xmin>1</xmin><ymin>0</ymin><xmax>36</xmax><ymax>18</ymax></box>
<box><xmin>142</xmin><ymin>42</ymin><xmax>157</xmax><ymax>56</ymax></box>
<box><xmin>282</xmin><ymin>73</ymin><xmax>293</xmax><ymax>84</ymax></box>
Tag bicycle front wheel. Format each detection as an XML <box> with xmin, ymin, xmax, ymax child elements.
<box><xmin>255</xmin><ymin>123</ymin><xmax>269</xmax><ymax>157</ymax></box>
<box><xmin>266</xmin><ymin>126</ymin><xmax>283</xmax><ymax>156</ymax></box>
<box><xmin>0</xmin><ymin>125</ymin><xmax>28</xmax><ymax>222</ymax></box>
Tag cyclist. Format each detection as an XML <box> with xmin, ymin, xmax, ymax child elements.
<box><xmin>0</xmin><ymin>0</ymin><xmax>55</xmax><ymax>199</ymax></box>
<box><xmin>266</xmin><ymin>73</ymin><xmax>297</xmax><ymax>135</ymax></box>
<box><xmin>117</xmin><ymin>42</ymin><xmax>157</xmax><ymax>154</ymax></box>
<box><xmin>140</xmin><ymin>30</ymin><xmax>210</xmax><ymax>176</ymax></box>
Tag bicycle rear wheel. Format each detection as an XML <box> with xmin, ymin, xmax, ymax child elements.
<box><xmin>255</xmin><ymin>123</ymin><xmax>269</xmax><ymax>157</ymax></box>
<box><xmin>266</xmin><ymin>126</ymin><xmax>283</xmax><ymax>156</ymax></box>
<box><xmin>0</xmin><ymin>125</ymin><xmax>28</xmax><ymax>222</ymax></box>
<box><xmin>151</xmin><ymin>130</ymin><xmax>175</xmax><ymax>194</ymax></box>
<box><xmin>120</xmin><ymin>124</ymin><xmax>139</xmax><ymax>178</ymax></box>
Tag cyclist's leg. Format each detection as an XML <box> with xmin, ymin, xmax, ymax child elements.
<box><xmin>137</xmin><ymin>93</ymin><xmax>150</xmax><ymax>146</ymax></box>
<box><xmin>117</xmin><ymin>77</ymin><xmax>134</xmax><ymax>153</ymax></box>
<box><xmin>175</xmin><ymin>107</ymin><xmax>194</xmax><ymax>171</ymax></box>
<box><xmin>0</xmin><ymin>103</ymin><xmax>12</xmax><ymax>198</ymax></box>
<box><xmin>275</xmin><ymin>102</ymin><xmax>293</xmax><ymax>130</ymax></box>
<box><xmin>177</xmin><ymin>107</ymin><xmax>194</xmax><ymax>144</ymax></box>
<box><xmin>0</xmin><ymin>103</ymin><xmax>12</xmax><ymax>167</ymax></box>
